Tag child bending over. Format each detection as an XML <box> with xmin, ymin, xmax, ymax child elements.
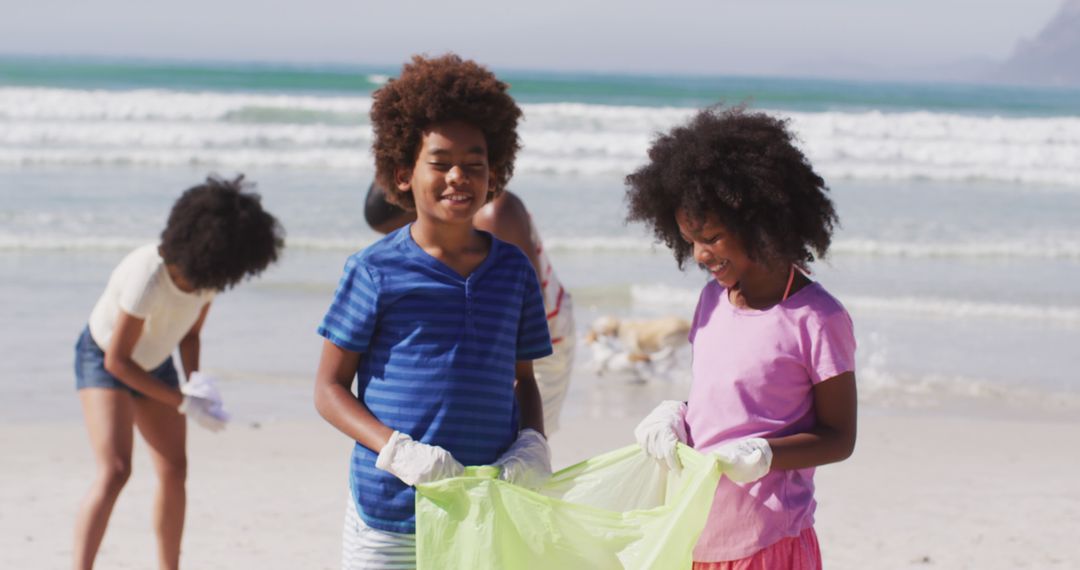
<box><xmin>74</xmin><ymin>176</ymin><xmax>283</xmax><ymax>569</ymax></box>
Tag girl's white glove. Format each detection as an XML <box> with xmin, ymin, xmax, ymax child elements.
<box><xmin>633</xmin><ymin>400</ymin><xmax>688</xmax><ymax>470</ymax></box>
<box><xmin>178</xmin><ymin>371</ymin><xmax>229</xmax><ymax>432</ymax></box>
<box><xmin>714</xmin><ymin>438</ymin><xmax>773</xmax><ymax>483</ymax></box>
<box><xmin>493</xmin><ymin>428</ymin><xmax>552</xmax><ymax>489</ymax></box>
<box><xmin>375</xmin><ymin>431</ymin><xmax>465</xmax><ymax>486</ymax></box>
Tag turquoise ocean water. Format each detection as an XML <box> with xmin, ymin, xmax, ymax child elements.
<box><xmin>3</xmin><ymin>57</ymin><xmax>1079</xmax><ymax>422</ymax></box>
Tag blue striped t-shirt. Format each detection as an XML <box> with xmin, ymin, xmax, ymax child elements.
<box><xmin>317</xmin><ymin>225</ymin><xmax>553</xmax><ymax>533</ymax></box>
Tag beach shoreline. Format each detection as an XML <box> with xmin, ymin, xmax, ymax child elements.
<box><xmin>3</xmin><ymin>376</ymin><xmax>1077</xmax><ymax>569</ymax></box>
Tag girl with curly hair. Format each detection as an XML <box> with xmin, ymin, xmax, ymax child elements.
<box><xmin>628</xmin><ymin>107</ymin><xmax>857</xmax><ymax>570</ymax></box>
<box><xmin>314</xmin><ymin>54</ymin><xmax>553</xmax><ymax>569</ymax></box>
<box><xmin>73</xmin><ymin>176</ymin><xmax>283</xmax><ymax>569</ymax></box>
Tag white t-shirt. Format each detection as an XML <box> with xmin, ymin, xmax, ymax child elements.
<box><xmin>88</xmin><ymin>244</ymin><xmax>215</xmax><ymax>370</ymax></box>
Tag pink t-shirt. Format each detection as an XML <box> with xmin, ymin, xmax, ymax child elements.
<box><xmin>685</xmin><ymin>280</ymin><xmax>855</xmax><ymax>562</ymax></box>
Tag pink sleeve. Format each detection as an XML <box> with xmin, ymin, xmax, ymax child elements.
<box><xmin>807</xmin><ymin>308</ymin><xmax>856</xmax><ymax>384</ymax></box>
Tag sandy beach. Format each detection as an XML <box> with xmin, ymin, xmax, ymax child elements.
<box><xmin>2</xmin><ymin>376</ymin><xmax>1077</xmax><ymax>569</ymax></box>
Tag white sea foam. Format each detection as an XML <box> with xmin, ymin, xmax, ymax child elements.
<box><xmin>855</xmin><ymin>366</ymin><xmax>1080</xmax><ymax>411</ymax></box>
<box><xmin>629</xmin><ymin>284</ymin><xmax>701</xmax><ymax>310</ymax></box>
<box><xmin>844</xmin><ymin>295</ymin><xmax>1080</xmax><ymax>326</ymax></box>
<box><xmin>543</xmin><ymin>236</ymin><xmax>660</xmax><ymax>253</ymax></box>
<box><xmin>6</xmin><ymin>224</ymin><xmax>1078</xmax><ymax>263</ymax></box>
<box><xmin>628</xmin><ymin>284</ymin><xmax>1080</xmax><ymax>326</ymax></box>
<box><xmin>0</xmin><ymin>233</ymin><xmax>377</xmax><ymax>253</ymax></box>
<box><xmin>545</xmin><ymin>236</ymin><xmax>1080</xmax><ymax>260</ymax></box>
<box><xmin>4</xmin><ymin>87</ymin><xmax>1080</xmax><ymax>185</ymax></box>
<box><xmin>0</xmin><ymin>235</ymin><xmax>146</xmax><ymax>252</ymax></box>
<box><xmin>831</xmin><ymin>238</ymin><xmax>1080</xmax><ymax>260</ymax></box>
<box><xmin>0</xmin><ymin>88</ymin><xmax>370</xmax><ymax>121</ymax></box>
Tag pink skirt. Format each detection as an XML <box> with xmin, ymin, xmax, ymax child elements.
<box><xmin>692</xmin><ymin>526</ymin><xmax>821</xmax><ymax>570</ymax></box>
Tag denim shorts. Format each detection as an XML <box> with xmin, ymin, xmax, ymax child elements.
<box><xmin>74</xmin><ymin>326</ymin><xmax>179</xmax><ymax>398</ymax></box>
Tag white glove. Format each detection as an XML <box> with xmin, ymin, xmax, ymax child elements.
<box><xmin>634</xmin><ymin>400</ymin><xmax>688</xmax><ymax>470</ymax></box>
<box><xmin>179</xmin><ymin>397</ymin><xmax>228</xmax><ymax>432</ymax></box>
<box><xmin>179</xmin><ymin>371</ymin><xmax>230</xmax><ymax>432</ymax></box>
<box><xmin>375</xmin><ymin>431</ymin><xmax>464</xmax><ymax>486</ymax></box>
<box><xmin>493</xmin><ymin>428</ymin><xmax>552</xmax><ymax>489</ymax></box>
<box><xmin>714</xmin><ymin>438</ymin><xmax>773</xmax><ymax>483</ymax></box>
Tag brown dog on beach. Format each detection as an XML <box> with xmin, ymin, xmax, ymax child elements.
<box><xmin>584</xmin><ymin>315</ymin><xmax>691</xmax><ymax>363</ymax></box>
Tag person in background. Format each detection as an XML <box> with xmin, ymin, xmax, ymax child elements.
<box><xmin>74</xmin><ymin>176</ymin><xmax>284</xmax><ymax>570</ymax></box>
<box><xmin>363</xmin><ymin>181</ymin><xmax>576</xmax><ymax>434</ymax></box>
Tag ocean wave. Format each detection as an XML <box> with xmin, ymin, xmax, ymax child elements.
<box><xmin>544</xmin><ymin>236</ymin><xmax>1080</xmax><ymax>260</ymax></box>
<box><xmin>628</xmin><ymin>284</ymin><xmax>1080</xmax><ymax>326</ymax></box>
<box><xmin>0</xmin><ymin>235</ymin><xmax>147</xmax><ymax>252</ymax></box>
<box><xmin>7</xmin><ymin>229</ymin><xmax>1078</xmax><ymax>262</ymax></box>
<box><xmin>0</xmin><ymin>234</ymin><xmax>376</xmax><ymax>253</ymax></box>
<box><xmin>844</xmin><ymin>296</ymin><xmax>1080</xmax><ymax>326</ymax></box>
<box><xmin>855</xmin><ymin>366</ymin><xmax>1080</xmax><ymax>411</ymax></box>
<box><xmin>0</xmin><ymin>121</ymin><xmax>371</xmax><ymax>147</ymax></box>
<box><xmin>543</xmin><ymin>236</ymin><xmax>660</xmax><ymax>253</ymax></box>
<box><xmin>4</xmin><ymin>88</ymin><xmax>1080</xmax><ymax>185</ymax></box>
<box><xmin>831</xmin><ymin>239</ymin><xmax>1080</xmax><ymax>260</ymax></box>
<box><xmin>628</xmin><ymin>284</ymin><xmax>701</xmax><ymax>309</ymax></box>
<box><xmin>0</xmin><ymin>88</ymin><xmax>369</xmax><ymax>121</ymax></box>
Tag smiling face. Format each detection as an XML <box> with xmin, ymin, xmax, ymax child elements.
<box><xmin>675</xmin><ymin>208</ymin><xmax>758</xmax><ymax>288</ymax></box>
<box><xmin>396</xmin><ymin>120</ymin><xmax>493</xmax><ymax>227</ymax></box>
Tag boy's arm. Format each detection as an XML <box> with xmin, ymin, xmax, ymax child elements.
<box><xmin>313</xmin><ymin>339</ymin><xmax>394</xmax><ymax>451</ymax></box>
<box><xmin>104</xmin><ymin>310</ymin><xmax>183</xmax><ymax>408</ymax></box>
<box><xmin>177</xmin><ymin>302</ymin><xmax>210</xmax><ymax>380</ymax></box>
<box><xmin>514</xmin><ymin>360</ymin><xmax>545</xmax><ymax>437</ymax></box>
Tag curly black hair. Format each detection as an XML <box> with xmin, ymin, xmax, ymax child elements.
<box><xmin>625</xmin><ymin>106</ymin><xmax>837</xmax><ymax>270</ymax></box>
<box><xmin>159</xmin><ymin>175</ymin><xmax>284</xmax><ymax>291</ymax></box>
<box><xmin>370</xmin><ymin>53</ymin><xmax>522</xmax><ymax>209</ymax></box>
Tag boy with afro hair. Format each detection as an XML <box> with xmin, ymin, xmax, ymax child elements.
<box><xmin>314</xmin><ymin>54</ymin><xmax>553</xmax><ymax>568</ymax></box>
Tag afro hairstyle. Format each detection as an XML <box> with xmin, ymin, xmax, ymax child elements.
<box><xmin>159</xmin><ymin>175</ymin><xmax>284</xmax><ymax>291</ymax></box>
<box><xmin>369</xmin><ymin>53</ymin><xmax>522</xmax><ymax>209</ymax></box>
<box><xmin>625</xmin><ymin>106</ymin><xmax>837</xmax><ymax>270</ymax></box>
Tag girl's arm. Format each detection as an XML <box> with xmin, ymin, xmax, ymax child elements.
<box><xmin>514</xmin><ymin>360</ymin><xmax>545</xmax><ymax>436</ymax></box>
<box><xmin>103</xmin><ymin>310</ymin><xmax>184</xmax><ymax>408</ymax></box>
<box><xmin>313</xmin><ymin>339</ymin><xmax>394</xmax><ymax>451</ymax></box>
<box><xmin>766</xmin><ymin>371</ymin><xmax>857</xmax><ymax>470</ymax></box>
<box><xmin>177</xmin><ymin>302</ymin><xmax>211</xmax><ymax>379</ymax></box>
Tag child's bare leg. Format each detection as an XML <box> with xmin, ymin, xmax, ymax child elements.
<box><xmin>74</xmin><ymin>388</ymin><xmax>135</xmax><ymax>570</ymax></box>
<box><xmin>134</xmin><ymin>397</ymin><xmax>187</xmax><ymax>570</ymax></box>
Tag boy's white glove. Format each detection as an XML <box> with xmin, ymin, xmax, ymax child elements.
<box><xmin>375</xmin><ymin>431</ymin><xmax>464</xmax><ymax>486</ymax></box>
<box><xmin>493</xmin><ymin>428</ymin><xmax>552</xmax><ymax>489</ymax></box>
<box><xmin>634</xmin><ymin>400</ymin><xmax>688</xmax><ymax>470</ymax></box>
<box><xmin>714</xmin><ymin>438</ymin><xmax>773</xmax><ymax>483</ymax></box>
<box><xmin>178</xmin><ymin>371</ymin><xmax>230</xmax><ymax>432</ymax></box>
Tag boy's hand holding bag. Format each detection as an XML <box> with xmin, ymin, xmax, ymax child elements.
<box><xmin>376</xmin><ymin>430</ymin><xmax>465</xmax><ymax>486</ymax></box>
<box><xmin>492</xmin><ymin>428</ymin><xmax>552</xmax><ymax>489</ymax></box>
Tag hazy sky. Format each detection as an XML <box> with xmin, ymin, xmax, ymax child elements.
<box><xmin>1</xmin><ymin>0</ymin><xmax>1065</xmax><ymax>78</ymax></box>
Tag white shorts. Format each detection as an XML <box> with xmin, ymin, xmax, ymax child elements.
<box><xmin>534</xmin><ymin>299</ymin><xmax>576</xmax><ymax>434</ymax></box>
<box><xmin>342</xmin><ymin>496</ymin><xmax>416</xmax><ymax>570</ymax></box>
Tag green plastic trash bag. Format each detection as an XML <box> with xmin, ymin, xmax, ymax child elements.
<box><xmin>415</xmin><ymin>444</ymin><xmax>721</xmax><ymax>569</ymax></box>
